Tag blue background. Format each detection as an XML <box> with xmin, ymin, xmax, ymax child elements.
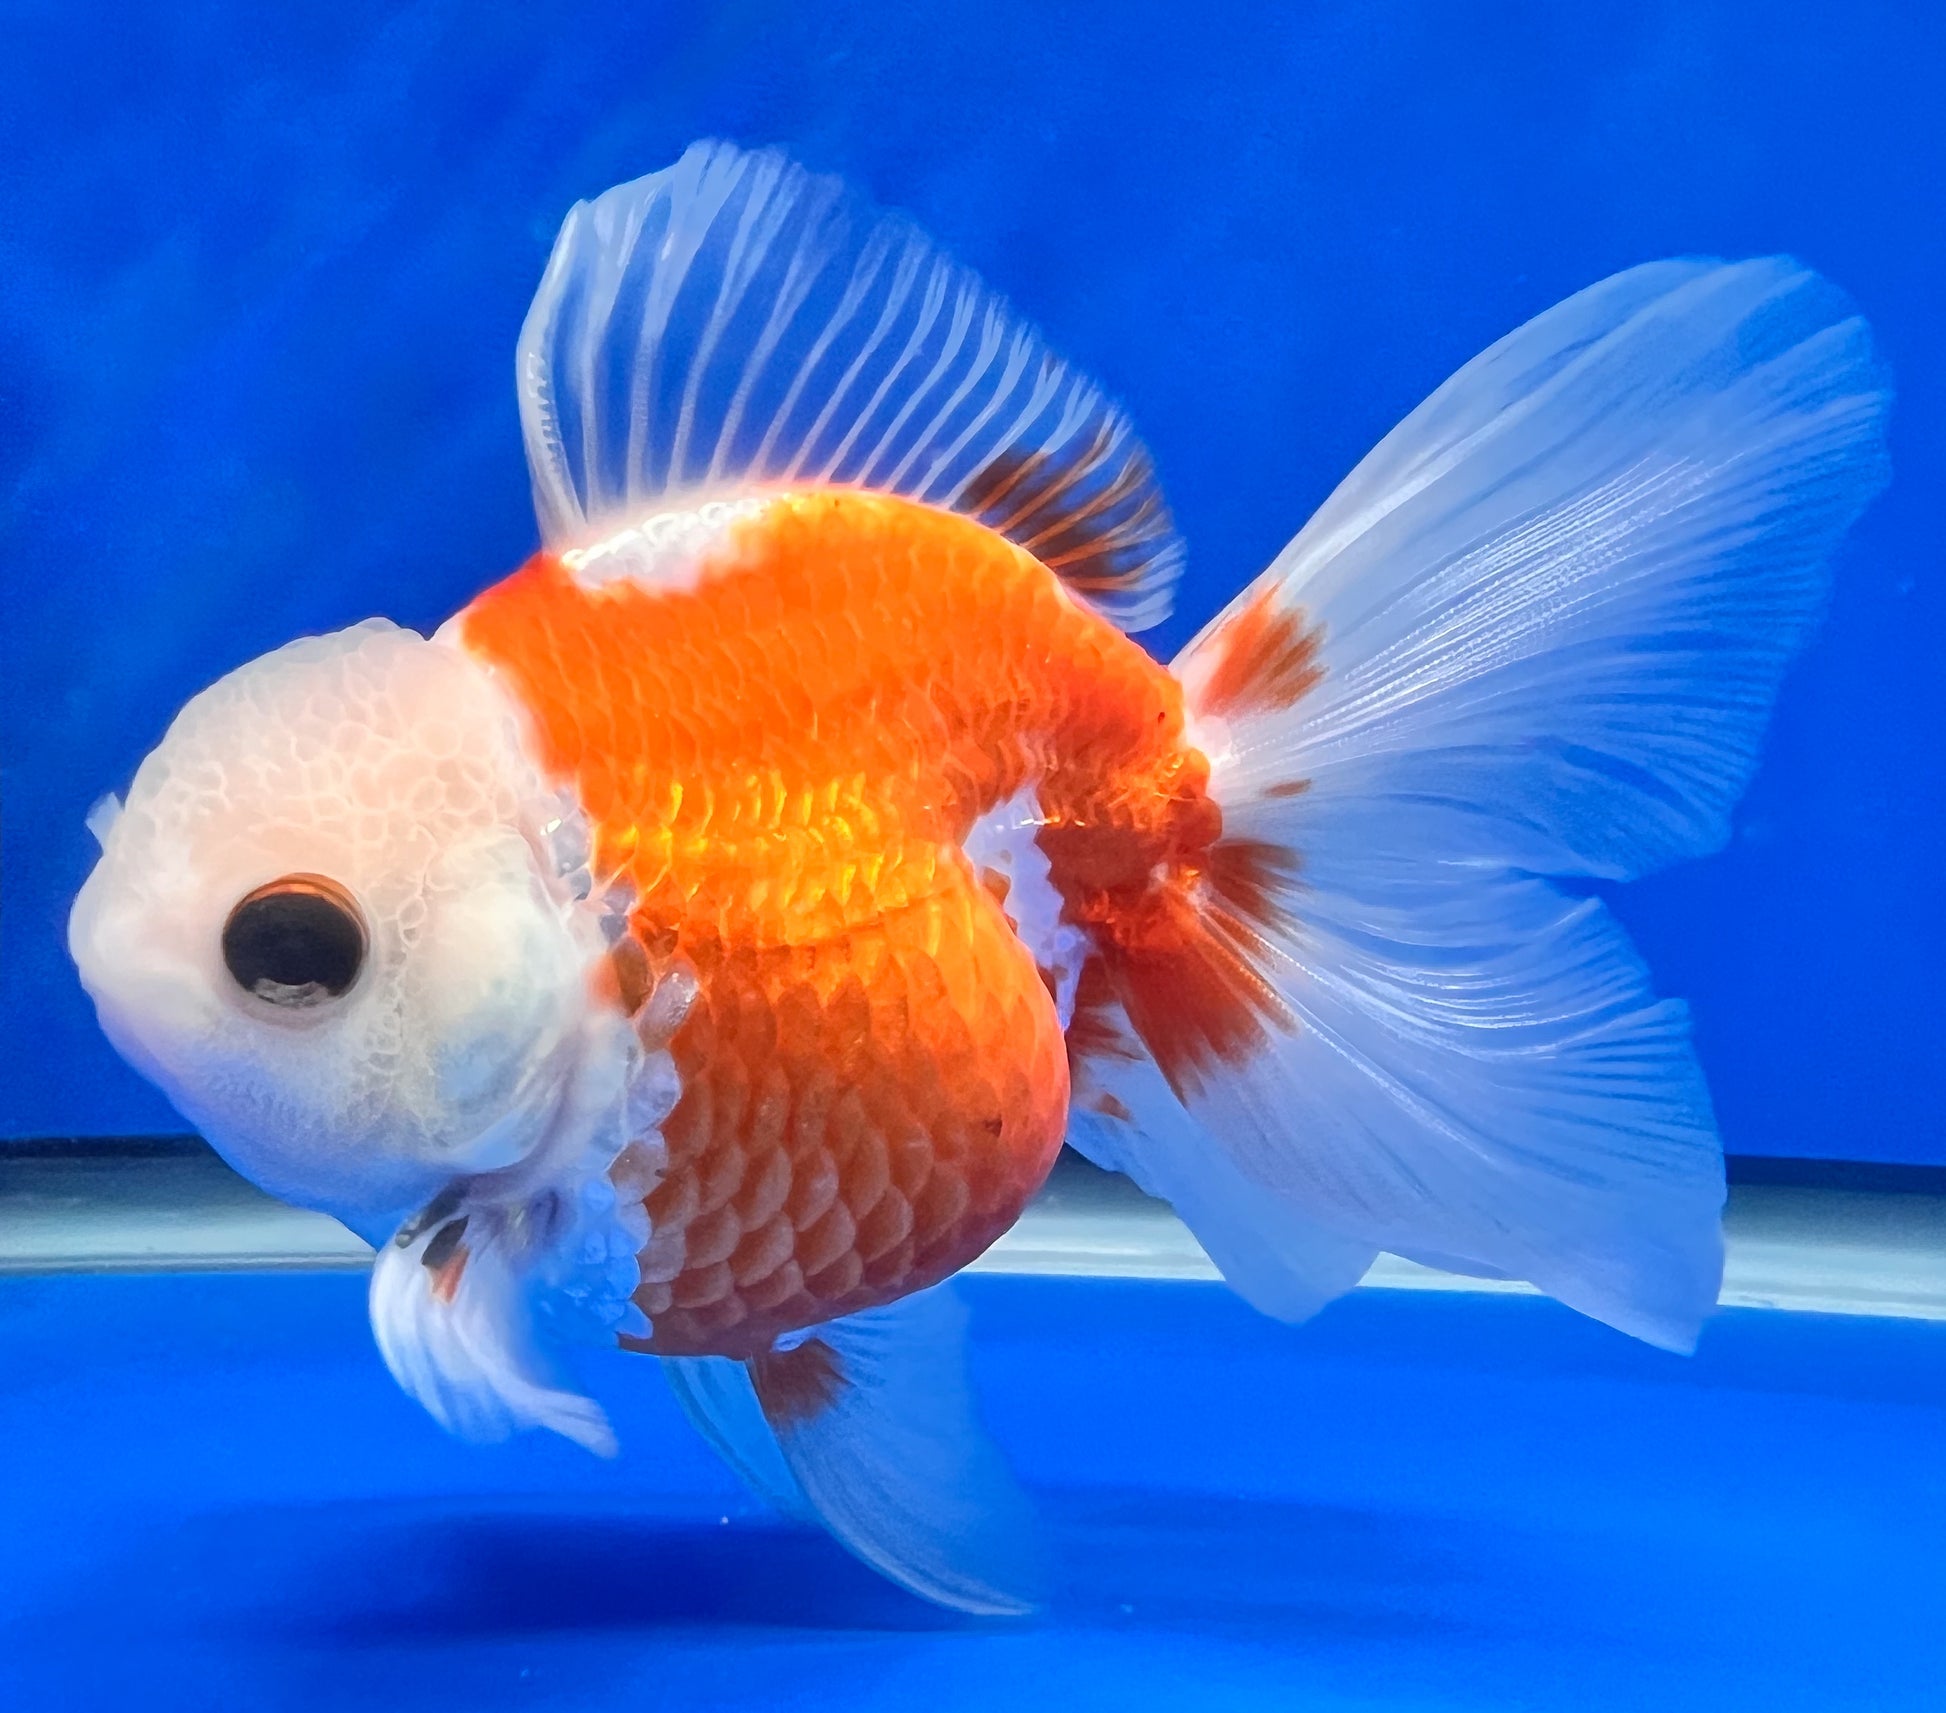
<box><xmin>6</xmin><ymin>1273</ymin><xmax>1945</xmax><ymax>1709</ymax></box>
<box><xmin>2</xmin><ymin>1</ymin><xmax>1940</xmax><ymax>1157</ymax></box>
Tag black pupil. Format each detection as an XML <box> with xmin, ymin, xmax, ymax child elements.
<box><xmin>222</xmin><ymin>882</ymin><xmax>365</xmax><ymax>1004</ymax></box>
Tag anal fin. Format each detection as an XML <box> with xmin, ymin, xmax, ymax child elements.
<box><xmin>663</xmin><ymin>1285</ymin><xmax>1042</xmax><ymax>1616</ymax></box>
<box><xmin>661</xmin><ymin>1355</ymin><xmax>815</xmax><ymax>1522</ymax></box>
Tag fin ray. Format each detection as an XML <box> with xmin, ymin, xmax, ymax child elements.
<box><xmin>663</xmin><ymin>1285</ymin><xmax>1041</xmax><ymax>1615</ymax></box>
<box><xmin>754</xmin><ymin>1286</ymin><xmax>1043</xmax><ymax>1616</ymax></box>
<box><xmin>1180</xmin><ymin>257</ymin><xmax>1892</xmax><ymax>880</ymax></box>
<box><xmin>518</xmin><ymin>140</ymin><xmax>1181</xmax><ymax>630</ymax></box>
<box><xmin>1068</xmin><ymin>1002</ymin><xmax>1379</xmax><ymax>1323</ymax></box>
<box><xmin>1094</xmin><ymin>258</ymin><xmax>1888</xmax><ymax>1349</ymax></box>
<box><xmin>661</xmin><ymin>1355</ymin><xmax>816</xmax><ymax>1522</ymax></box>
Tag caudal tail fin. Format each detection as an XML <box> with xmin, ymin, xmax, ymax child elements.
<box><xmin>1068</xmin><ymin>258</ymin><xmax>1890</xmax><ymax>1350</ymax></box>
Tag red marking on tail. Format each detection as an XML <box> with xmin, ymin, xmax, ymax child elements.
<box><xmin>1066</xmin><ymin>836</ymin><xmax>1305</xmax><ymax>1105</ymax></box>
<box><xmin>1113</xmin><ymin>840</ymin><xmax>1301</xmax><ymax>1100</ymax></box>
<box><xmin>1064</xmin><ymin>959</ymin><xmax>1142</xmax><ymax>1075</ymax></box>
<box><xmin>752</xmin><ymin>1337</ymin><xmax>846</xmax><ymax>1428</ymax></box>
<box><xmin>1205</xmin><ymin>837</ymin><xmax>1301</xmax><ymax>940</ymax></box>
<box><xmin>1056</xmin><ymin>587</ymin><xmax>1324</xmax><ymax>1097</ymax></box>
<box><xmin>1195</xmin><ymin>588</ymin><xmax>1325</xmax><ymax>720</ymax></box>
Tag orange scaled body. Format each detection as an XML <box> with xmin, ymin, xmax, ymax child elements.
<box><xmin>457</xmin><ymin>491</ymin><xmax>1217</xmax><ymax>1357</ymax></box>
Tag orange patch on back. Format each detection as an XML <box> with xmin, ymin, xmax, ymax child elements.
<box><xmin>752</xmin><ymin>1336</ymin><xmax>846</xmax><ymax>1429</ymax></box>
<box><xmin>1194</xmin><ymin>587</ymin><xmax>1326</xmax><ymax>720</ymax></box>
<box><xmin>458</xmin><ymin>491</ymin><xmax>1230</xmax><ymax>1355</ymax></box>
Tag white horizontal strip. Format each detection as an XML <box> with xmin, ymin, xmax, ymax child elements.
<box><xmin>4</xmin><ymin>1154</ymin><xmax>1941</xmax><ymax>1322</ymax></box>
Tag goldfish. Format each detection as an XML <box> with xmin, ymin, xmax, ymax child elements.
<box><xmin>68</xmin><ymin>140</ymin><xmax>1889</xmax><ymax>1614</ymax></box>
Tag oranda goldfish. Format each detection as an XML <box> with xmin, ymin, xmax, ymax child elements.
<box><xmin>69</xmin><ymin>141</ymin><xmax>1889</xmax><ymax>1613</ymax></box>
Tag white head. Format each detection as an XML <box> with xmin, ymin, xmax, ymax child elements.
<box><xmin>68</xmin><ymin>620</ymin><xmax>610</xmax><ymax>1242</ymax></box>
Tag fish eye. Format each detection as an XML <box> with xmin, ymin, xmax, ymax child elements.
<box><xmin>221</xmin><ymin>874</ymin><xmax>367</xmax><ymax>1008</ymax></box>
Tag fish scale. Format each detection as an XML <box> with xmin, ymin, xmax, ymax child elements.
<box><xmin>456</xmin><ymin>487</ymin><xmax>1206</xmax><ymax>1356</ymax></box>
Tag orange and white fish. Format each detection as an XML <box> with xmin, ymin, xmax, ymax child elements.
<box><xmin>69</xmin><ymin>141</ymin><xmax>1888</xmax><ymax>1613</ymax></box>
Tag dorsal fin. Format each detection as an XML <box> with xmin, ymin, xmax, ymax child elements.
<box><xmin>961</xmin><ymin>424</ymin><xmax>1177</xmax><ymax>618</ymax></box>
<box><xmin>517</xmin><ymin>140</ymin><xmax>1182</xmax><ymax>632</ymax></box>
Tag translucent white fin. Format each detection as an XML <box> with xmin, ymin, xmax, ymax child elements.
<box><xmin>1068</xmin><ymin>1007</ymin><xmax>1376</xmax><ymax>1322</ymax></box>
<box><xmin>763</xmin><ymin>1286</ymin><xmax>1042</xmax><ymax>1614</ymax></box>
<box><xmin>660</xmin><ymin>1355</ymin><xmax>814</xmax><ymax>1523</ymax></box>
<box><xmin>665</xmin><ymin>1286</ymin><xmax>1041</xmax><ymax>1615</ymax></box>
<box><xmin>1174</xmin><ymin>867</ymin><xmax>1727</xmax><ymax>1347</ymax></box>
<box><xmin>370</xmin><ymin>1197</ymin><xmax>620</xmax><ymax>1456</ymax></box>
<box><xmin>1124</xmin><ymin>258</ymin><xmax>1889</xmax><ymax>1350</ymax></box>
<box><xmin>1180</xmin><ymin>257</ymin><xmax>1891</xmax><ymax>880</ymax></box>
<box><xmin>517</xmin><ymin>139</ymin><xmax>1181</xmax><ymax>630</ymax></box>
